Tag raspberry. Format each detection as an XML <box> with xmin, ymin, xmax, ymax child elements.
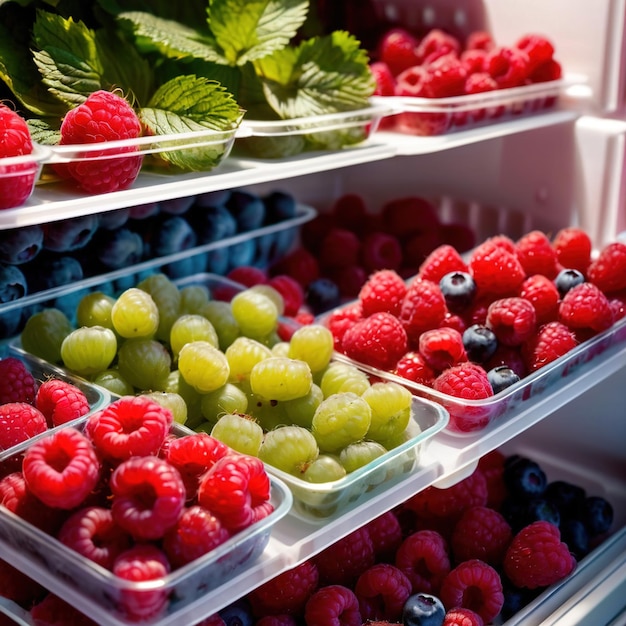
<box><xmin>249</xmin><ymin>560</ymin><xmax>319</xmax><ymax>617</ymax></box>
<box><xmin>378</xmin><ymin>28</ymin><xmax>421</xmax><ymax>76</ymax></box>
<box><xmin>22</xmin><ymin>427</ymin><xmax>100</xmax><ymax>509</ymax></box>
<box><xmin>608</xmin><ymin>290</ymin><xmax>626</xmax><ymax>322</ymax></box>
<box><xmin>381</xmin><ymin>196</ymin><xmax>440</xmax><ymax>240</ymax></box>
<box><xmin>469</xmin><ymin>239</ymin><xmax>526</xmax><ymax>297</ymax></box>
<box><xmin>463</xmin><ymin>71</ymin><xmax>497</xmax><ymax>95</ymax></box>
<box><xmin>514</xmin><ymin>34</ymin><xmax>555</xmax><ymax>74</ymax></box>
<box><xmin>521</xmin><ymin>321</ymin><xmax>578</xmax><ymax>372</ymax></box>
<box><xmin>360</xmin><ymin>231</ymin><xmax>403</xmax><ymax>272</ymax></box>
<box><xmin>341</xmin><ymin>312</ymin><xmax>408</xmax><ymax>371</ymax></box>
<box><xmin>335</xmin><ymin>264</ymin><xmax>368</xmax><ymax>299</ymax></box>
<box><xmin>417</xmin><ymin>29</ymin><xmax>462</xmax><ymax>66</ymax></box>
<box><xmin>433</xmin><ymin>362</ymin><xmax>493</xmax><ymax>401</ymax></box>
<box><xmin>110</xmin><ymin>455</ymin><xmax>186</xmax><ymax>540</ymax></box>
<box><xmin>272</xmin><ymin>248</ymin><xmax>320</xmax><ymax>287</ymax></box>
<box><xmin>30</xmin><ymin>593</ymin><xmax>98</xmax><ymax>626</ymax></box>
<box><xmin>163</xmin><ymin>504</ymin><xmax>230</xmax><ymax>567</ymax></box>
<box><xmin>354</xmin><ymin>563</ymin><xmax>412</xmax><ymax>623</ymax></box>
<box><xmin>304</xmin><ymin>585</ymin><xmax>362</xmax><ymax>626</ymax></box>
<box><xmin>587</xmin><ymin>242</ymin><xmax>626</xmax><ymax>294</ymax></box>
<box><xmin>255</xmin><ymin>617</ymin><xmax>297</xmax><ymax>626</ymax></box>
<box><xmin>418</xmin><ymin>327</ymin><xmax>467</xmax><ymax>372</ymax></box>
<box><xmin>485</xmin><ymin>297</ymin><xmax>537</xmax><ymax>347</ymax></box>
<box><xmin>87</xmin><ymin>395</ymin><xmax>173</xmax><ymax>462</ymax></box>
<box><xmin>529</xmin><ymin>58</ymin><xmax>563</xmax><ymax>82</ymax></box>
<box><xmin>439</xmin><ymin>559</ymin><xmax>504</xmax><ymax>623</ymax></box>
<box><xmin>503</xmin><ymin>521</ymin><xmax>576</xmax><ymax>589</ymax></box>
<box><xmin>227</xmin><ymin>266</ymin><xmax>268</xmax><ymax>287</ymax></box>
<box><xmin>394</xmin><ymin>351</ymin><xmax>436</xmax><ymax>387</ymax></box>
<box><xmin>477</xmin><ymin>449</ymin><xmax>508</xmax><ymax>509</ymax></box>
<box><xmin>0</xmin><ymin>556</ymin><xmax>45</xmax><ymax>606</ymax></box>
<box><xmin>466</xmin><ymin>31</ymin><xmax>495</xmax><ymax>52</ymax></box>
<box><xmin>0</xmin><ymin>356</ymin><xmax>37</xmax><ymax>404</ymax></box>
<box><xmin>558</xmin><ymin>282</ymin><xmax>613</xmax><ymax>338</ymax></box>
<box><xmin>35</xmin><ymin>379</ymin><xmax>90</xmax><ymax>428</ymax></box>
<box><xmin>319</xmin><ymin>228</ymin><xmax>361</xmax><ymax>270</ymax></box>
<box><xmin>484</xmin><ymin>46</ymin><xmax>530</xmax><ymax>89</ymax></box>
<box><xmin>515</xmin><ymin>230</ymin><xmax>559</xmax><ymax>278</ymax></box>
<box><xmin>519</xmin><ymin>274</ymin><xmax>560</xmax><ymax>325</ymax></box>
<box><xmin>443</xmin><ymin>607</ymin><xmax>485</xmax><ymax>626</ymax></box>
<box><xmin>424</xmin><ymin>53</ymin><xmax>468</xmax><ymax>98</ymax></box>
<box><xmin>0</xmin><ymin>402</ymin><xmax>47</xmax><ymax>450</ymax></box>
<box><xmin>370</xmin><ymin>61</ymin><xmax>396</xmax><ymax>96</ymax></box>
<box><xmin>359</xmin><ymin>269</ymin><xmax>407</xmax><ymax>317</ymax></box>
<box><xmin>440</xmin><ymin>223</ymin><xmax>476</xmax><ymax>253</ymax></box>
<box><xmin>399</xmin><ymin>278</ymin><xmax>448</xmax><ymax>343</ymax></box>
<box><xmin>332</xmin><ymin>193</ymin><xmax>368</xmax><ymax>231</ymax></box>
<box><xmin>551</xmin><ymin>227</ymin><xmax>592</xmax><ymax>273</ymax></box>
<box><xmin>324</xmin><ymin>301</ymin><xmax>363</xmax><ymax>348</ymax></box>
<box><xmin>197</xmin><ymin>453</ymin><xmax>272</xmax><ymax>532</ymax></box>
<box><xmin>58</xmin><ymin>90</ymin><xmax>142</xmax><ymax>194</ymax></box>
<box><xmin>484</xmin><ymin>345</ymin><xmax>528</xmax><ymax>380</ymax></box>
<box><xmin>268</xmin><ymin>274</ymin><xmax>305</xmax><ymax>316</ymax></box>
<box><xmin>315</xmin><ymin>527</ymin><xmax>375</xmax><ymax>586</ymax></box>
<box><xmin>418</xmin><ymin>244</ymin><xmax>469</xmax><ymax>284</ymax></box>
<box><xmin>365</xmin><ymin>510</ymin><xmax>403</xmax><ymax>563</ymax></box>
<box><xmin>57</xmin><ymin>505</ymin><xmax>132</xmax><ymax>569</ymax></box>
<box><xmin>394</xmin><ymin>529</ymin><xmax>451</xmax><ymax>595</ymax></box>
<box><xmin>440</xmin><ymin>312</ymin><xmax>467</xmax><ymax>334</ymax></box>
<box><xmin>450</xmin><ymin>506</ymin><xmax>513</xmax><ymax>566</ymax></box>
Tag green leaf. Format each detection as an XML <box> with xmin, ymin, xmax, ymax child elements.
<box><xmin>208</xmin><ymin>0</ymin><xmax>309</xmax><ymax>66</ymax></box>
<box><xmin>27</xmin><ymin>117</ymin><xmax>61</xmax><ymax>145</ymax></box>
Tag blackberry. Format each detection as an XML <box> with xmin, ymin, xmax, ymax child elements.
<box><xmin>439</xmin><ymin>271</ymin><xmax>477</xmax><ymax>313</ymax></box>
<box><xmin>487</xmin><ymin>365</ymin><xmax>520</xmax><ymax>394</ymax></box>
<box><xmin>554</xmin><ymin>268</ymin><xmax>585</xmax><ymax>297</ymax></box>
<box><xmin>402</xmin><ymin>593</ymin><xmax>446</xmax><ymax>626</ymax></box>
<box><xmin>581</xmin><ymin>496</ymin><xmax>613</xmax><ymax>537</ymax></box>
<box><xmin>503</xmin><ymin>456</ymin><xmax>547</xmax><ymax>499</ymax></box>
<box><xmin>463</xmin><ymin>324</ymin><xmax>498</xmax><ymax>363</ymax></box>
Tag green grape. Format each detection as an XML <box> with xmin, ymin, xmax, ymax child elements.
<box><xmin>362</xmin><ymin>382</ymin><xmax>412</xmax><ymax>442</ymax></box>
<box><xmin>302</xmin><ymin>454</ymin><xmax>347</xmax><ymax>483</ymax></box>
<box><xmin>250</xmin><ymin>356</ymin><xmax>312</xmax><ymax>401</ymax></box>
<box><xmin>92</xmin><ymin>369</ymin><xmax>134</xmax><ymax>397</ymax></box>
<box><xmin>211</xmin><ymin>413</ymin><xmax>263</xmax><ymax>456</ymax></box>
<box><xmin>283</xmin><ymin>383</ymin><xmax>324</xmax><ymax>429</ymax></box>
<box><xmin>288</xmin><ymin>325</ymin><xmax>334</xmax><ymax>373</ymax></box>
<box><xmin>136</xmin><ymin>273</ymin><xmax>181</xmax><ymax>342</ymax></box>
<box><xmin>339</xmin><ymin>441</ymin><xmax>388</xmax><ymax>473</ymax></box>
<box><xmin>201</xmin><ymin>300</ymin><xmax>240</xmax><ymax>350</ymax></box>
<box><xmin>258</xmin><ymin>425</ymin><xmax>319</xmax><ymax>475</ymax></box>
<box><xmin>271</xmin><ymin>341</ymin><xmax>290</xmax><ymax>357</ymax></box>
<box><xmin>20</xmin><ymin>308</ymin><xmax>73</xmax><ymax>364</ymax></box>
<box><xmin>165</xmin><ymin>370</ymin><xmax>203</xmax><ymax>427</ymax></box>
<box><xmin>311</xmin><ymin>392</ymin><xmax>372</xmax><ymax>453</ymax></box>
<box><xmin>60</xmin><ymin>325</ymin><xmax>117</xmax><ymax>376</ymax></box>
<box><xmin>318</xmin><ymin>361</ymin><xmax>371</xmax><ymax>397</ymax></box>
<box><xmin>179</xmin><ymin>285</ymin><xmax>211</xmax><ymax>314</ymax></box>
<box><xmin>225</xmin><ymin>336</ymin><xmax>273</xmax><ymax>384</ymax></box>
<box><xmin>178</xmin><ymin>340</ymin><xmax>229</xmax><ymax>393</ymax></box>
<box><xmin>117</xmin><ymin>338</ymin><xmax>172</xmax><ymax>392</ymax></box>
<box><xmin>170</xmin><ymin>314</ymin><xmax>219</xmax><ymax>358</ymax></box>
<box><xmin>142</xmin><ymin>391</ymin><xmax>188</xmax><ymax>424</ymax></box>
<box><xmin>200</xmin><ymin>383</ymin><xmax>249</xmax><ymax>421</ymax></box>
<box><xmin>249</xmin><ymin>284</ymin><xmax>285</xmax><ymax>316</ymax></box>
<box><xmin>230</xmin><ymin>289</ymin><xmax>278</xmax><ymax>339</ymax></box>
<box><xmin>76</xmin><ymin>291</ymin><xmax>116</xmax><ymax>330</ymax></box>
<box><xmin>111</xmin><ymin>288</ymin><xmax>159</xmax><ymax>339</ymax></box>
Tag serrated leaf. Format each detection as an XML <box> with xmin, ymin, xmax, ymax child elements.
<box><xmin>27</xmin><ymin>118</ymin><xmax>61</xmax><ymax>145</ymax></box>
<box><xmin>208</xmin><ymin>0</ymin><xmax>309</xmax><ymax>66</ymax></box>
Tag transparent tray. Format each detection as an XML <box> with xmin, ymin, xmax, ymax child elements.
<box><xmin>0</xmin><ymin>145</ymin><xmax>51</xmax><ymax>210</ymax></box>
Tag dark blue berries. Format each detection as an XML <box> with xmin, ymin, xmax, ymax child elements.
<box><xmin>439</xmin><ymin>271</ymin><xmax>476</xmax><ymax>313</ymax></box>
<box><xmin>463</xmin><ymin>324</ymin><xmax>498</xmax><ymax>363</ymax></box>
<box><xmin>503</xmin><ymin>456</ymin><xmax>547</xmax><ymax>499</ymax></box>
<box><xmin>487</xmin><ymin>365</ymin><xmax>520</xmax><ymax>394</ymax></box>
<box><xmin>402</xmin><ymin>593</ymin><xmax>446</xmax><ymax>626</ymax></box>
<box><xmin>306</xmin><ymin>278</ymin><xmax>341</xmax><ymax>314</ymax></box>
<box><xmin>554</xmin><ymin>268</ymin><xmax>585</xmax><ymax>297</ymax></box>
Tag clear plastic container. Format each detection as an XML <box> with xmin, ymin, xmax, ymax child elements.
<box><xmin>0</xmin><ymin>145</ymin><xmax>51</xmax><ymax>210</ymax></box>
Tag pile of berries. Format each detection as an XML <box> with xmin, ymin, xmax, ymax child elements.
<box><xmin>370</xmin><ymin>27</ymin><xmax>562</xmax><ymax>135</ymax></box>
<box><xmin>325</xmin><ymin>229</ymin><xmax>626</xmax><ymax>432</ymax></box>
<box><xmin>0</xmin><ymin>395</ymin><xmax>276</xmax><ymax>623</ymax></box>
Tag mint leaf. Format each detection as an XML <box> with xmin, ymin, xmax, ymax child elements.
<box><xmin>208</xmin><ymin>0</ymin><xmax>309</xmax><ymax>65</ymax></box>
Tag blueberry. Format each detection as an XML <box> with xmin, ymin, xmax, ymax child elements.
<box><xmin>43</xmin><ymin>215</ymin><xmax>99</xmax><ymax>252</ymax></box>
<box><xmin>96</xmin><ymin>228</ymin><xmax>144</xmax><ymax>269</ymax></box>
<box><xmin>195</xmin><ymin>190</ymin><xmax>232</xmax><ymax>208</ymax></box>
<box><xmin>228</xmin><ymin>240</ymin><xmax>256</xmax><ymax>270</ymax></box>
<box><xmin>150</xmin><ymin>216</ymin><xmax>197</xmax><ymax>257</ymax></box>
<box><xmin>560</xmin><ymin>518</ymin><xmax>590</xmax><ymax>559</ymax></box>
<box><xmin>545</xmin><ymin>480</ymin><xmax>587</xmax><ymax>517</ymax></box>
<box><xmin>0</xmin><ymin>226</ymin><xmax>44</xmax><ymax>265</ymax></box>
<box><xmin>581</xmin><ymin>496</ymin><xmax>613</xmax><ymax>537</ymax></box>
<box><xmin>402</xmin><ymin>593</ymin><xmax>446</xmax><ymax>626</ymax></box>
<box><xmin>500</xmin><ymin>578</ymin><xmax>540</xmax><ymax>621</ymax></box>
<box><xmin>263</xmin><ymin>190</ymin><xmax>297</xmax><ymax>224</ymax></box>
<box><xmin>554</xmin><ymin>268</ymin><xmax>585</xmax><ymax>297</ymax></box>
<box><xmin>219</xmin><ymin>599</ymin><xmax>254</xmax><ymax>626</ymax></box>
<box><xmin>163</xmin><ymin>253</ymin><xmax>207</xmax><ymax>279</ymax></box>
<box><xmin>306</xmin><ymin>278</ymin><xmax>341</xmax><ymax>315</ymax></box>
<box><xmin>463</xmin><ymin>324</ymin><xmax>498</xmax><ymax>363</ymax></box>
<box><xmin>98</xmin><ymin>208</ymin><xmax>130</xmax><ymax>230</ymax></box>
<box><xmin>227</xmin><ymin>190</ymin><xmax>266</xmax><ymax>232</ymax></box>
<box><xmin>25</xmin><ymin>254</ymin><xmax>83</xmax><ymax>292</ymax></box>
<box><xmin>160</xmin><ymin>195</ymin><xmax>195</xmax><ymax>215</ymax></box>
<box><xmin>439</xmin><ymin>271</ymin><xmax>476</xmax><ymax>313</ymax></box>
<box><xmin>487</xmin><ymin>365</ymin><xmax>520</xmax><ymax>394</ymax></box>
<box><xmin>0</xmin><ymin>309</ymin><xmax>23</xmax><ymax>338</ymax></box>
<box><xmin>503</xmin><ymin>456</ymin><xmax>547</xmax><ymax>500</ymax></box>
<box><xmin>189</xmin><ymin>205</ymin><xmax>237</xmax><ymax>244</ymax></box>
<box><xmin>206</xmin><ymin>248</ymin><xmax>229</xmax><ymax>275</ymax></box>
<box><xmin>523</xmin><ymin>497</ymin><xmax>561</xmax><ymax>527</ymax></box>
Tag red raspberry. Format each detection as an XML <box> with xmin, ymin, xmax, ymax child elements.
<box><xmin>461</xmin><ymin>49</ymin><xmax>488</xmax><ymax>75</ymax></box>
<box><xmin>110</xmin><ymin>455</ymin><xmax>186</xmax><ymax>540</ymax></box>
<box><xmin>57</xmin><ymin>505</ymin><xmax>132</xmax><ymax>569</ymax></box>
<box><xmin>319</xmin><ymin>227</ymin><xmax>361</xmax><ymax>270</ymax></box>
<box><xmin>0</xmin><ymin>402</ymin><xmax>47</xmax><ymax>450</ymax></box>
<box><xmin>529</xmin><ymin>57</ymin><xmax>563</xmax><ymax>82</ymax></box>
<box><xmin>325</xmin><ymin>301</ymin><xmax>363</xmax><ymax>348</ymax></box>
<box><xmin>521</xmin><ymin>321</ymin><xmax>578</xmax><ymax>372</ymax></box>
<box><xmin>227</xmin><ymin>266</ymin><xmax>268</xmax><ymax>287</ymax></box>
<box><xmin>255</xmin><ymin>617</ymin><xmax>297</xmax><ymax>626</ymax></box>
<box><xmin>341</xmin><ymin>312</ymin><xmax>408</xmax><ymax>371</ymax></box>
<box><xmin>464</xmin><ymin>71</ymin><xmax>497</xmax><ymax>95</ymax></box>
<box><xmin>249</xmin><ymin>560</ymin><xmax>319</xmax><ymax>617</ymax></box>
<box><xmin>418</xmin><ymin>244</ymin><xmax>469</xmax><ymax>284</ymax></box>
<box><xmin>503</xmin><ymin>521</ymin><xmax>576</xmax><ymax>589</ymax></box>
<box><xmin>514</xmin><ymin>34</ymin><xmax>555</xmax><ymax>74</ymax></box>
<box><xmin>439</xmin><ymin>559</ymin><xmax>504</xmax><ymax>623</ymax></box>
<box><xmin>381</xmin><ymin>196</ymin><xmax>440</xmax><ymax>240</ymax></box>
<box><xmin>466</xmin><ymin>31</ymin><xmax>495</xmax><ymax>52</ymax></box>
<box><xmin>272</xmin><ymin>248</ymin><xmax>320</xmax><ymax>287</ymax></box>
<box><xmin>335</xmin><ymin>264</ymin><xmax>368</xmax><ymax>299</ymax></box>
<box><xmin>450</xmin><ymin>505</ymin><xmax>512</xmax><ymax>566</ymax></box>
<box><xmin>440</xmin><ymin>312</ymin><xmax>467</xmax><ymax>334</ymax></box>
<box><xmin>268</xmin><ymin>274</ymin><xmax>305</xmax><ymax>316</ymax></box>
<box><xmin>404</xmin><ymin>230</ymin><xmax>446</xmax><ymax>267</ymax></box>
<box><xmin>558</xmin><ymin>282</ymin><xmax>613</xmax><ymax>338</ymax></box>
<box><xmin>197</xmin><ymin>453</ymin><xmax>272</xmax><ymax>532</ymax></box>
<box><xmin>378</xmin><ymin>28</ymin><xmax>421</xmax><ymax>77</ymax></box>
<box><xmin>87</xmin><ymin>395</ymin><xmax>173</xmax><ymax>462</ymax></box>
<box><xmin>0</xmin><ymin>556</ymin><xmax>45</xmax><ymax>606</ymax></box>
<box><xmin>315</xmin><ymin>527</ymin><xmax>375</xmax><ymax>586</ymax></box>
<box><xmin>359</xmin><ymin>269</ymin><xmax>407</xmax><ymax>317</ymax></box>
<box><xmin>163</xmin><ymin>504</ymin><xmax>230</xmax><ymax>567</ymax></box>
<box><xmin>608</xmin><ymin>290</ymin><xmax>626</xmax><ymax>322</ymax></box>
<box><xmin>400</xmin><ymin>278</ymin><xmax>448</xmax><ymax>343</ymax></box>
<box><xmin>332</xmin><ymin>193</ymin><xmax>369</xmax><ymax>232</ymax></box>
<box><xmin>424</xmin><ymin>53</ymin><xmax>468</xmax><ymax>98</ymax></box>
<box><xmin>394</xmin><ymin>351</ymin><xmax>436</xmax><ymax>387</ymax></box>
<box><xmin>484</xmin><ymin>345</ymin><xmax>528</xmax><ymax>380</ymax></box>
<box><xmin>304</xmin><ymin>585</ymin><xmax>362</xmax><ymax>626</ymax></box>
<box><xmin>587</xmin><ymin>242</ymin><xmax>626</xmax><ymax>294</ymax></box>
<box><xmin>486</xmin><ymin>297</ymin><xmax>537</xmax><ymax>347</ymax></box>
<box><xmin>0</xmin><ymin>356</ymin><xmax>37</xmax><ymax>404</ymax></box>
<box><xmin>433</xmin><ymin>362</ymin><xmax>493</xmax><ymax>401</ymax></box>
<box><xmin>35</xmin><ymin>379</ymin><xmax>90</xmax><ymax>428</ymax></box>
<box><xmin>469</xmin><ymin>239</ymin><xmax>526</xmax><ymax>297</ymax></box>
<box><xmin>551</xmin><ymin>227</ymin><xmax>592</xmax><ymax>273</ymax></box>
<box><xmin>354</xmin><ymin>563</ymin><xmax>412</xmax><ymax>623</ymax></box>
<box><xmin>58</xmin><ymin>90</ymin><xmax>142</xmax><ymax>194</ymax></box>
<box><xmin>394</xmin><ymin>529</ymin><xmax>451</xmax><ymax>594</ymax></box>
<box><xmin>371</xmin><ymin>61</ymin><xmax>396</xmax><ymax>96</ymax></box>
<box><xmin>30</xmin><ymin>593</ymin><xmax>98</xmax><ymax>626</ymax></box>
<box><xmin>477</xmin><ymin>449</ymin><xmax>507</xmax><ymax>509</ymax></box>
<box><xmin>23</xmin><ymin>427</ymin><xmax>100</xmax><ymax>509</ymax></box>
<box><xmin>484</xmin><ymin>46</ymin><xmax>530</xmax><ymax>89</ymax></box>
<box><xmin>417</xmin><ymin>29</ymin><xmax>462</xmax><ymax>66</ymax></box>
<box><xmin>113</xmin><ymin>544</ymin><xmax>171</xmax><ymax>621</ymax></box>
<box><xmin>365</xmin><ymin>510</ymin><xmax>403</xmax><ymax>563</ymax></box>
<box><xmin>515</xmin><ymin>230</ymin><xmax>559</xmax><ymax>279</ymax></box>
<box><xmin>519</xmin><ymin>274</ymin><xmax>560</xmax><ymax>325</ymax></box>
<box><xmin>443</xmin><ymin>607</ymin><xmax>485</xmax><ymax>626</ymax></box>
<box><xmin>418</xmin><ymin>327</ymin><xmax>467</xmax><ymax>372</ymax></box>
<box><xmin>360</xmin><ymin>231</ymin><xmax>403</xmax><ymax>272</ymax></box>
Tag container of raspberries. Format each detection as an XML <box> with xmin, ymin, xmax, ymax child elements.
<box><xmin>0</xmin><ymin>395</ymin><xmax>292</xmax><ymax>626</ymax></box>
